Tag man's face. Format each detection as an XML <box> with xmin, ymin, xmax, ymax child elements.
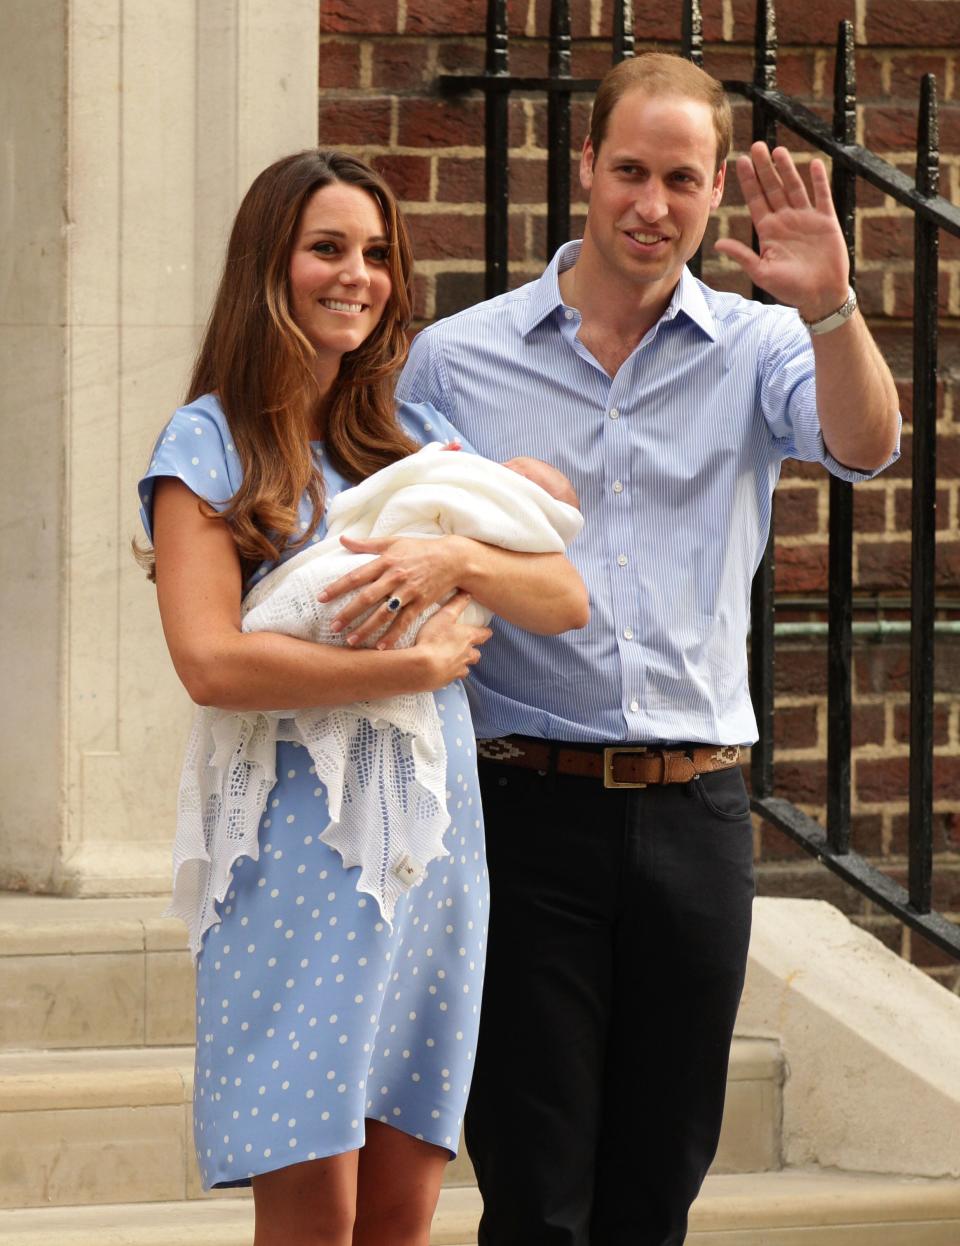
<box><xmin>580</xmin><ymin>89</ymin><xmax>725</xmax><ymax>299</ymax></box>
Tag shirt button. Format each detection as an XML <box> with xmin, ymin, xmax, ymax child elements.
<box><xmin>623</xmin><ymin>627</ymin><xmax>634</xmax><ymax>640</ymax></box>
<box><xmin>617</xmin><ymin>554</ymin><xmax>628</xmax><ymax>567</ymax></box>
<box><xmin>564</xmin><ymin>309</ymin><xmax>575</xmax><ymax>321</ymax></box>
<box><xmin>609</xmin><ymin>408</ymin><xmax>619</xmax><ymax>419</ymax></box>
<box><xmin>612</xmin><ymin>481</ymin><xmax>623</xmax><ymax>494</ymax></box>
<box><xmin>629</xmin><ymin>699</ymin><xmax>639</xmax><ymax>712</ymax></box>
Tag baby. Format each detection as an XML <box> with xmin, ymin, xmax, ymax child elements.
<box><xmin>174</xmin><ymin>443</ymin><xmax>583</xmax><ymax>954</ymax></box>
<box><xmin>240</xmin><ymin>445</ymin><xmax>582</xmax><ymax>645</ymax></box>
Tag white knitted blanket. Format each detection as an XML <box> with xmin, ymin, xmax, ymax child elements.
<box><xmin>170</xmin><ymin>444</ymin><xmax>583</xmax><ymax>955</ymax></box>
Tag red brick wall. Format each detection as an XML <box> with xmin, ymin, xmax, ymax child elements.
<box><xmin>318</xmin><ymin>0</ymin><xmax>960</xmax><ymax>987</ymax></box>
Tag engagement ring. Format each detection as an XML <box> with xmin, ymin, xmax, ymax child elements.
<box><xmin>386</xmin><ymin>595</ymin><xmax>403</xmax><ymax>613</ymax></box>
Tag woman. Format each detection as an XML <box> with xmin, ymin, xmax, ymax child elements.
<box><xmin>138</xmin><ymin>149</ymin><xmax>587</xmax><ymax>1246</ymax></box>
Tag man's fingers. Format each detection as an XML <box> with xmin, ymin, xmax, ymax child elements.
<box><xmin>714</xmin><ymin>237</ymin><xmax>763</xmax><ymax>281</ymax></box>
<box><xmin>808</xmin><ymin>157</ymin><xmax>835</xmax><ymax>214</ymax></box>
<box><xmin>734</xmin><ymin>154</ymin><xmax>772</xmax><ymax>226</ymax></box>
<box><xmin>771</xmin><ymin>146</ymin><xmax>811</xmax><ymax>210</ymax></box>
<box><xmin>747</xmin><ymin>142</ymin><xmax>791</xmax><ymax>211</ymax></box>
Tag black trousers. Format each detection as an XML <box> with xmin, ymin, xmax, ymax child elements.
<box><xmin>464</xmin><ymin>760</ymin><xmax>755</xmax><ymax>1246</ymax></box>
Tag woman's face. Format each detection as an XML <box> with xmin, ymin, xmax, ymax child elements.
<box><xmin>288</xmin><ymin>181</ymin><xmax>393</xmax><ymax>371</ymax></box>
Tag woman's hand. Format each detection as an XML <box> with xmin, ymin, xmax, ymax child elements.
<box><xmin>413</xmin><ymin>591</ymin><xmax>492</xmax><ymax>688</ymax></box>
<box><xmin>320</xmin><ymin>534</ymin><xmax>469</xmax><ymax>649</ymax></box>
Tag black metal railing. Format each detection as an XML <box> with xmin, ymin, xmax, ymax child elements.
<box><xmin>439</xmin><ymin>0</ymin><xmax>960</xmax><ymax>959</ymax></box>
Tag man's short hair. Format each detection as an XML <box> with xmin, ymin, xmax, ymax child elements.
<box><xmin>589</xmin><ymin>53</ymin><xmax>733</xmax><ymax>173</ymax></box>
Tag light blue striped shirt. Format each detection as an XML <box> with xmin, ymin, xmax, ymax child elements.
<box><xmin>397</xmin><ymin>242</ymin><xmax>898</xmax><ymax>745</ymax></box>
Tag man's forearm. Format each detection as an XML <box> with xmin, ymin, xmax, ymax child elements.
<box><xmin>811</xmin><ymin>312</ymin><xmax>900</xmax><ymax>471</ymax></box>
<box><xmin>456</xmin><ymin>538</ymin><xmax>589</xmax><ymax>635</ymax></box>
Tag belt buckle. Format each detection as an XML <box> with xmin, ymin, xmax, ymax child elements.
<box><xmin>603</xmin><ymin>746</ymin><xmax>649</xmax><ymax>790</ymax></box>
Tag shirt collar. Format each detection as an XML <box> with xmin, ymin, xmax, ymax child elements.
<box><xmin>663</xmin><ymin>265</ymin><xmax>718</xmax><ymax>341</ymax></box>
<box><xmin>520</xmin><ymin>241</ymin><xmax>583</xmax><ymax>336</ymax></box>
<box><xmin>521</xmin><ymin>242</ymin><xmax>718</xmax><ymax>343</ymax></box>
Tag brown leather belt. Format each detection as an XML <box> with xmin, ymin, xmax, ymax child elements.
<box><xmin>476</xmin><ymin>735</ymin><xmax>742</xmax><ymax>790</ymax></box>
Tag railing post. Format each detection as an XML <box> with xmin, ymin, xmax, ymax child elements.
<box><xmin>612</xmin><ymin>0</ymin><xmax>635</xmax><ymax>64</ymax></box>
<box><xmin>909</xmin><ymin>73</ymin><xmax>940</xmax><ymax>914</ymax></box>
<box><xmin>826</xmin><ymin>20</ymin><xmax>856</xmax><ymax>854</ymax></box>
<box><xmin>684</xmin><ymin>0</ymin><xmax>705</xmax><ymax>278</ymax></box>
<box><xmin>749</xmin><ymin>0</ymin><xmax>778</xmax><ymax>801</ymax></box>
<box><xmin>547</xmin><ymin>0</ymin><xmax>572</xmax><ymax>261</ymax></box>
<box><xmin>484</xmin><ymin>0</ymin><xmax>510</xmax><ymax>298</ymax></box>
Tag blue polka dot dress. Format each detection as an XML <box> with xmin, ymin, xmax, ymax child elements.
<box><xmin>139</xmin><ymin>394</ymin><xmax>487</xmax><ymax>1187</ymax></box>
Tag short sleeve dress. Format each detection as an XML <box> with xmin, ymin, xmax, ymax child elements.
<box><xmin>139</xmin><ymin>393</ymin><xmax>487</xmax><ymax>1188</ymax></box>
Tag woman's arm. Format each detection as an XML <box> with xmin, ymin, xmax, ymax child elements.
<box><xmin>325</xmin><ymin>534</ymin><xmax>590</xmax><ymax>649</ymax></box>
<box><xmin>152</xmin><ymin>478</ymin><xmax>491</xmax><ymax>711</ymax></box>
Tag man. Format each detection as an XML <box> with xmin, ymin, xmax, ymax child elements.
<box><xmin>397</xmin><ymin>53</ymin><xmax>900</xmax><ymax>1246</ymax></box>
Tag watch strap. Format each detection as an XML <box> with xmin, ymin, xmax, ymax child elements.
<box><xmin>801</xmin><ymin>287</ymin><xmax>858</xmax><ymax>336</ymax></box>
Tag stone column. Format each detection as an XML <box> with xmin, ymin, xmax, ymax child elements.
<box><xmin>0</xmin><ymin>0</ymin><xmax>319</xmax><ymax>895</ymax></box>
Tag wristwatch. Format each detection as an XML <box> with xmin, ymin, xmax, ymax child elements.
<box><xmin>800</xmin><ymin>287</ymin><xmax>858</xmax><ymax>336</ymax></box>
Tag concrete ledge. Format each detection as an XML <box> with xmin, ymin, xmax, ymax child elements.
<box><xmin>738</xmin><ymin>897</ymin><xmax>960</xmax><ymax>1177</ymax></box>
<box><xmin>0</xmin><ymin>896</ymin><xmax>177</xmax><ymax>956</ymax></box>
<box><xmin>0</xmin><ymin>898</ymin><xmax>191</xmax><ymax>1051</ymax></box>
<box><xmin>0</xmin><ymin>1048</ymin><xmax>190</xmax><ymax>1112</ymax></box>
<box><xmin>2</xmin><ymin>1172</ymin><xmax>960</xmax><ymax>1245</ymax></box>
<box><xmin>690</xmin><ymin>1171</ymin><xmax>960</xmax><ymax>1231</ymax></box>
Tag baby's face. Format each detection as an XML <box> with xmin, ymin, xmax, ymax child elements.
<box><xmin>504</xmin><ymin>457</ymin><xmax>546</xmax><ymax>487</ymax></box>
<box><xmin>504</xmin><ymin>457</ymin><xmax>580</xmax><ymax>510</ymax></box>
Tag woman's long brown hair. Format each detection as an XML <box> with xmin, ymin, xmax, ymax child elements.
<box><xmin>141</xmin><ymin>149</ymin><xmax>418</xmax><ymax>577</ymax></box>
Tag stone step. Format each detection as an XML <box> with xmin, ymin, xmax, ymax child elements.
<box><xmin>0</xmin><ymin>1036</ymin><xmax>782</xmax><ymax>1209</ymax></box>
<box><xmin>0</xmin><ymin>896</ymin><xmax>192</xmax><ymax>1051</ymax></box>
<box><xmin>2</xmin><ymin>1171</ymin><xmax>960</xmax><ymax>1245</ymax></box>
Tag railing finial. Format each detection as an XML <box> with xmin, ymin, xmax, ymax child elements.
<box><xmin>486</xmin><ymin>0</ymin><xmax>508</xmax><ymax>76</ymax></box>
<box><xmin>612</xmin><ymin>0</ymin><xmax>635</xmax><ymax>64</ymax></box>
<box><xmin>832</xmin><ymin>20</ymin><xmax>856</xmax><ymax>146</ymax></box>
<box><xmin>682</xmin><ymin>0</ymin><xmax>703</xmax><ymax>68</ymax></box>
<box><xmin>549</xmin><ymin>0</ymin><xmax>572</xmax><ymax>77</ymax></box>
<box><xmin>916</xmin><ymin>73</ymin><xmax>940</xmax><ymax>199</ymax></box>
<box><xmin>547</xmin><ymin>0</ymin><xmax>573</xmax><ymax>261</ymax></box>
<box><xmin>754</xmin><ymin>0</ymin><xmax>778</xmax><ymax>91</ymax></box>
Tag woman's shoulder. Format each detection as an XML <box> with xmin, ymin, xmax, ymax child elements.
<box><xmin>158</xmin><ymin>392</ymin><xmax>235</xmax><ymax>448</ymax></box>
<box><xmin>138</xmin><ymin>393</ymin><xmax>242</xmax><ymax>540</ymax></box>
<box><xmin>145</xmin><ymin>394</ymin><xmax>239</xmax><ymax>477</ymax></box>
